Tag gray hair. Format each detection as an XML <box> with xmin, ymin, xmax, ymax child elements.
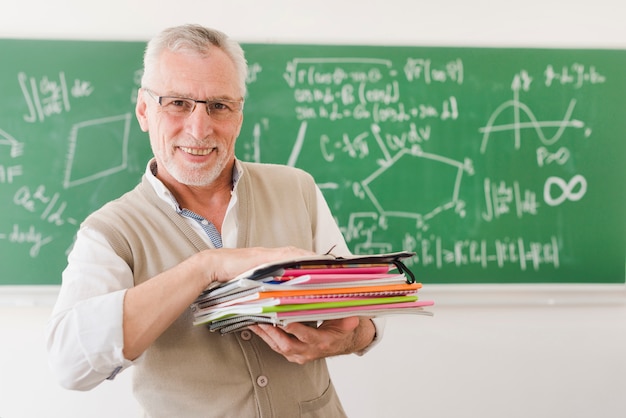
<box><xmin>141</xmin><ymin>24</ymin><xmax>248</xmax><ymax>97</ymax></box>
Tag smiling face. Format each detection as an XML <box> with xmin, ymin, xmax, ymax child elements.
<box><xmin>136</xmin><ymin>47</ymin><xmax>244</xmax><ymax>190</ymax></box>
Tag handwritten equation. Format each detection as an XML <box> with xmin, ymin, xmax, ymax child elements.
<box><xmin>286</xmin><ymin>57</ymin><xmax>461</xmax><ymax>123</ymax></box>
<box><xmin>405</xmin><ymin>235</ymin><xmax>560</xmax><ymax>272</ymax></box>
<box><xmin>19</xmin><ymin>71</ymin><xmax>94</xmax><ymax>123</ymax></box>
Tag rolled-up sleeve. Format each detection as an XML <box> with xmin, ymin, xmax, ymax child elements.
<box><xmin>45</xmin><ymin>227</ymin><xmax>135</xmax><ymax>390</ymax></box>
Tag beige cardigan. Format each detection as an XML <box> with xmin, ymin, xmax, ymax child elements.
<box><xmin>83</xmin><ymin>162</ymin><xmax>347</xmax><ymax>418</ymax></box>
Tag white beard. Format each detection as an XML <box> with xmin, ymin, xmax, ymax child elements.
<box><xmin>162</xmin><ymin>152</ymin><xmax>228</xmax><ymax>187</ymax></box>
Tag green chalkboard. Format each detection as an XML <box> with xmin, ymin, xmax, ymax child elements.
<box><xmin>1</xmin><ymin>39</ymin><xmax>624</xmax><ymax>285</ymax></box>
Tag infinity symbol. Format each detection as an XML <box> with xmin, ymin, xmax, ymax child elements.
<box><xmin>544</xmin><ymin>175</ymin><xmax>587</xmax><ymax>206</ymax></box>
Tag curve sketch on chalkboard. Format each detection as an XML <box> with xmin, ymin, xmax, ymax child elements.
<box><xmin>479</xmin><ymin>73</ymin><xmax>589</xmax><ymax>154</ymax></box>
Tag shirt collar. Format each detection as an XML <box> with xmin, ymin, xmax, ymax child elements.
<box><xmin>145</xmin><ymin>158</ymin><xmax>243</xmax><ymax>210</ymax></box>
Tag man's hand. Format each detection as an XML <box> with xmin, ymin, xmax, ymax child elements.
<box><xmin>249</xmin><ymin>317</ymin><xmax>376</xmax><ymax>364</ymax></box>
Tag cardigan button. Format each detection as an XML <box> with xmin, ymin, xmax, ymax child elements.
<box><xmin>240</xmin><ymin>330</ymin><xmax>253</xmax><ymax>340</ymax></box>
<box><xmin>256</xmin><ymin>375</ymin><xmax>269</xmax><ymax>387</ymax></box>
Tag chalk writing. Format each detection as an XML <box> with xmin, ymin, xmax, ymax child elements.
<box><xmin>0</xmin><ymin>224</ymin><xmax>53</xmax><ymax>258</ymax></box>
<box><xmin>482</xmin><ymin>178</ymin><xmax>539</xmax><ymax>221</ymax></box>
<box><xmin>13</xmin><ymin>185</ymin><xmax>77</xmax><ymax>227</ymax></box>
<box><xmin>19</xmin><ymin>71</ymin><xmax>94</xmax><ymax>123</ymax></box>
<box><xmin>536</xmin><ymin>146</ymin><xmax>570</xmax><ymax>167</ymax></box>
<box><xmin>403</xmin><ymin>234</ymin><xmax>560</xmax><ymax>271</ymax></box>
<box><xmin>0</xmin><ymin>165</ymin><xmax>22</xmax><ymax>183</ymax></box>
<box><xmin>544</xmin><ymin>175</ymin><xmax>587</xmax><ymax>207</ymax></box>
<box><xmin>2</xmin><ymin>40</ymin><xmax>624</xmax><ymax>285</ymax></box>
<box><xmin>544</xmin><ymin>64</ymin><xmax>606</xmax><ymax>88</ymax></box>
<box><xmin>0</xmin><ymin>128</ymin><xmax>24</xmax><ymax>158</ymax></box>
<box><xmin>403</xmin><ymin>58</ymin><xmax>464</xmax><ymax>85</ymax></box>
<box><xmin>241</xmin><ymin>50</ymin><xmax>615</xmax><ymax>281</ymax></box>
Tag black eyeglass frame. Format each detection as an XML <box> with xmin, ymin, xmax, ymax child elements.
<box><xmin>142</xmin><ymin>88</ymin><xmax>244</xmax><ymax>119</ymax></box>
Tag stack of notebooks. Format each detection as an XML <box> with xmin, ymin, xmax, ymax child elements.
<box><xmin>191</xmin><ymin>251</ymin><xmax>434</xmax><ymax>334</ymax></box>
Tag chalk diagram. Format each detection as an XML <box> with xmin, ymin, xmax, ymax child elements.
<box><xmin>479</xmin><ymin>73</ymin><xmax>590</xmax><ymax>154</ymax></box>
<box><xmin>0</xmin><ymin>128</ymin><xmax>24</xmax><ymax>158</ymax></box>
<box><xmin>243</xmin><ymin>55</ymin><xmax>476</xmax><ymax>253</ymax></box>
<box><xmin>477</xmin><ymin>72</ymin><xmax>590</xmax><ymax>208</ymax></box>
<box><xmin>357</xmin><ymin>123</ymin><xmax>473</xmax><ymax>228</ymax></box>
<box><xmin>278</xmin><ymin>119</ymin><xmax>475</xmax><ymax>253</ymax></box>
<box><xmin>63</xmin><ymin>113</ymin><xmax>132</xmax><ymax>188</ymax></box>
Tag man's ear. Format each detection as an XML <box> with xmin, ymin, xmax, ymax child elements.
<box><xmin>135</xmin><ymin>89</ymin><xmax>149</xmax><ymax>132</ymax></box>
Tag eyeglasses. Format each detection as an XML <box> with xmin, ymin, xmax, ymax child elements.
<box><xmin>143</xmin><ymin>88</ymin><xmax>244</xmax><ymax>121</ymax></box>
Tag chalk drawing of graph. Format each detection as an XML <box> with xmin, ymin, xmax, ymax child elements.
<box><xmin>479</xmin><ymin>78</ymin><xmax>586</xmax><ymax>154</ymax></box>
<box><xmin>361</xmin><ymin>144</ymin><xmax>471</xmax><ymax>228</ymax></box>
<box><xmin>63</xmin><ymin>113</ymin><xmax>132</xmax><ymax>188</ymax></box>
<box><xmin>357</xmin><ymin>123</ymin><xmax>473</xmax><ymax>231</ymax></box>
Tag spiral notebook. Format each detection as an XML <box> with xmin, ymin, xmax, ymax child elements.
<box><xmin>191</xmin><ymin>251</ymin><xmax>433</xmax><ymax>331</ymax></box>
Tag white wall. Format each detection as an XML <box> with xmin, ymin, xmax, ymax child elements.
<box><xmin>1</xmin><ymin>1</ymin><xmax>625</xmax><ymax>417</ymax></box>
